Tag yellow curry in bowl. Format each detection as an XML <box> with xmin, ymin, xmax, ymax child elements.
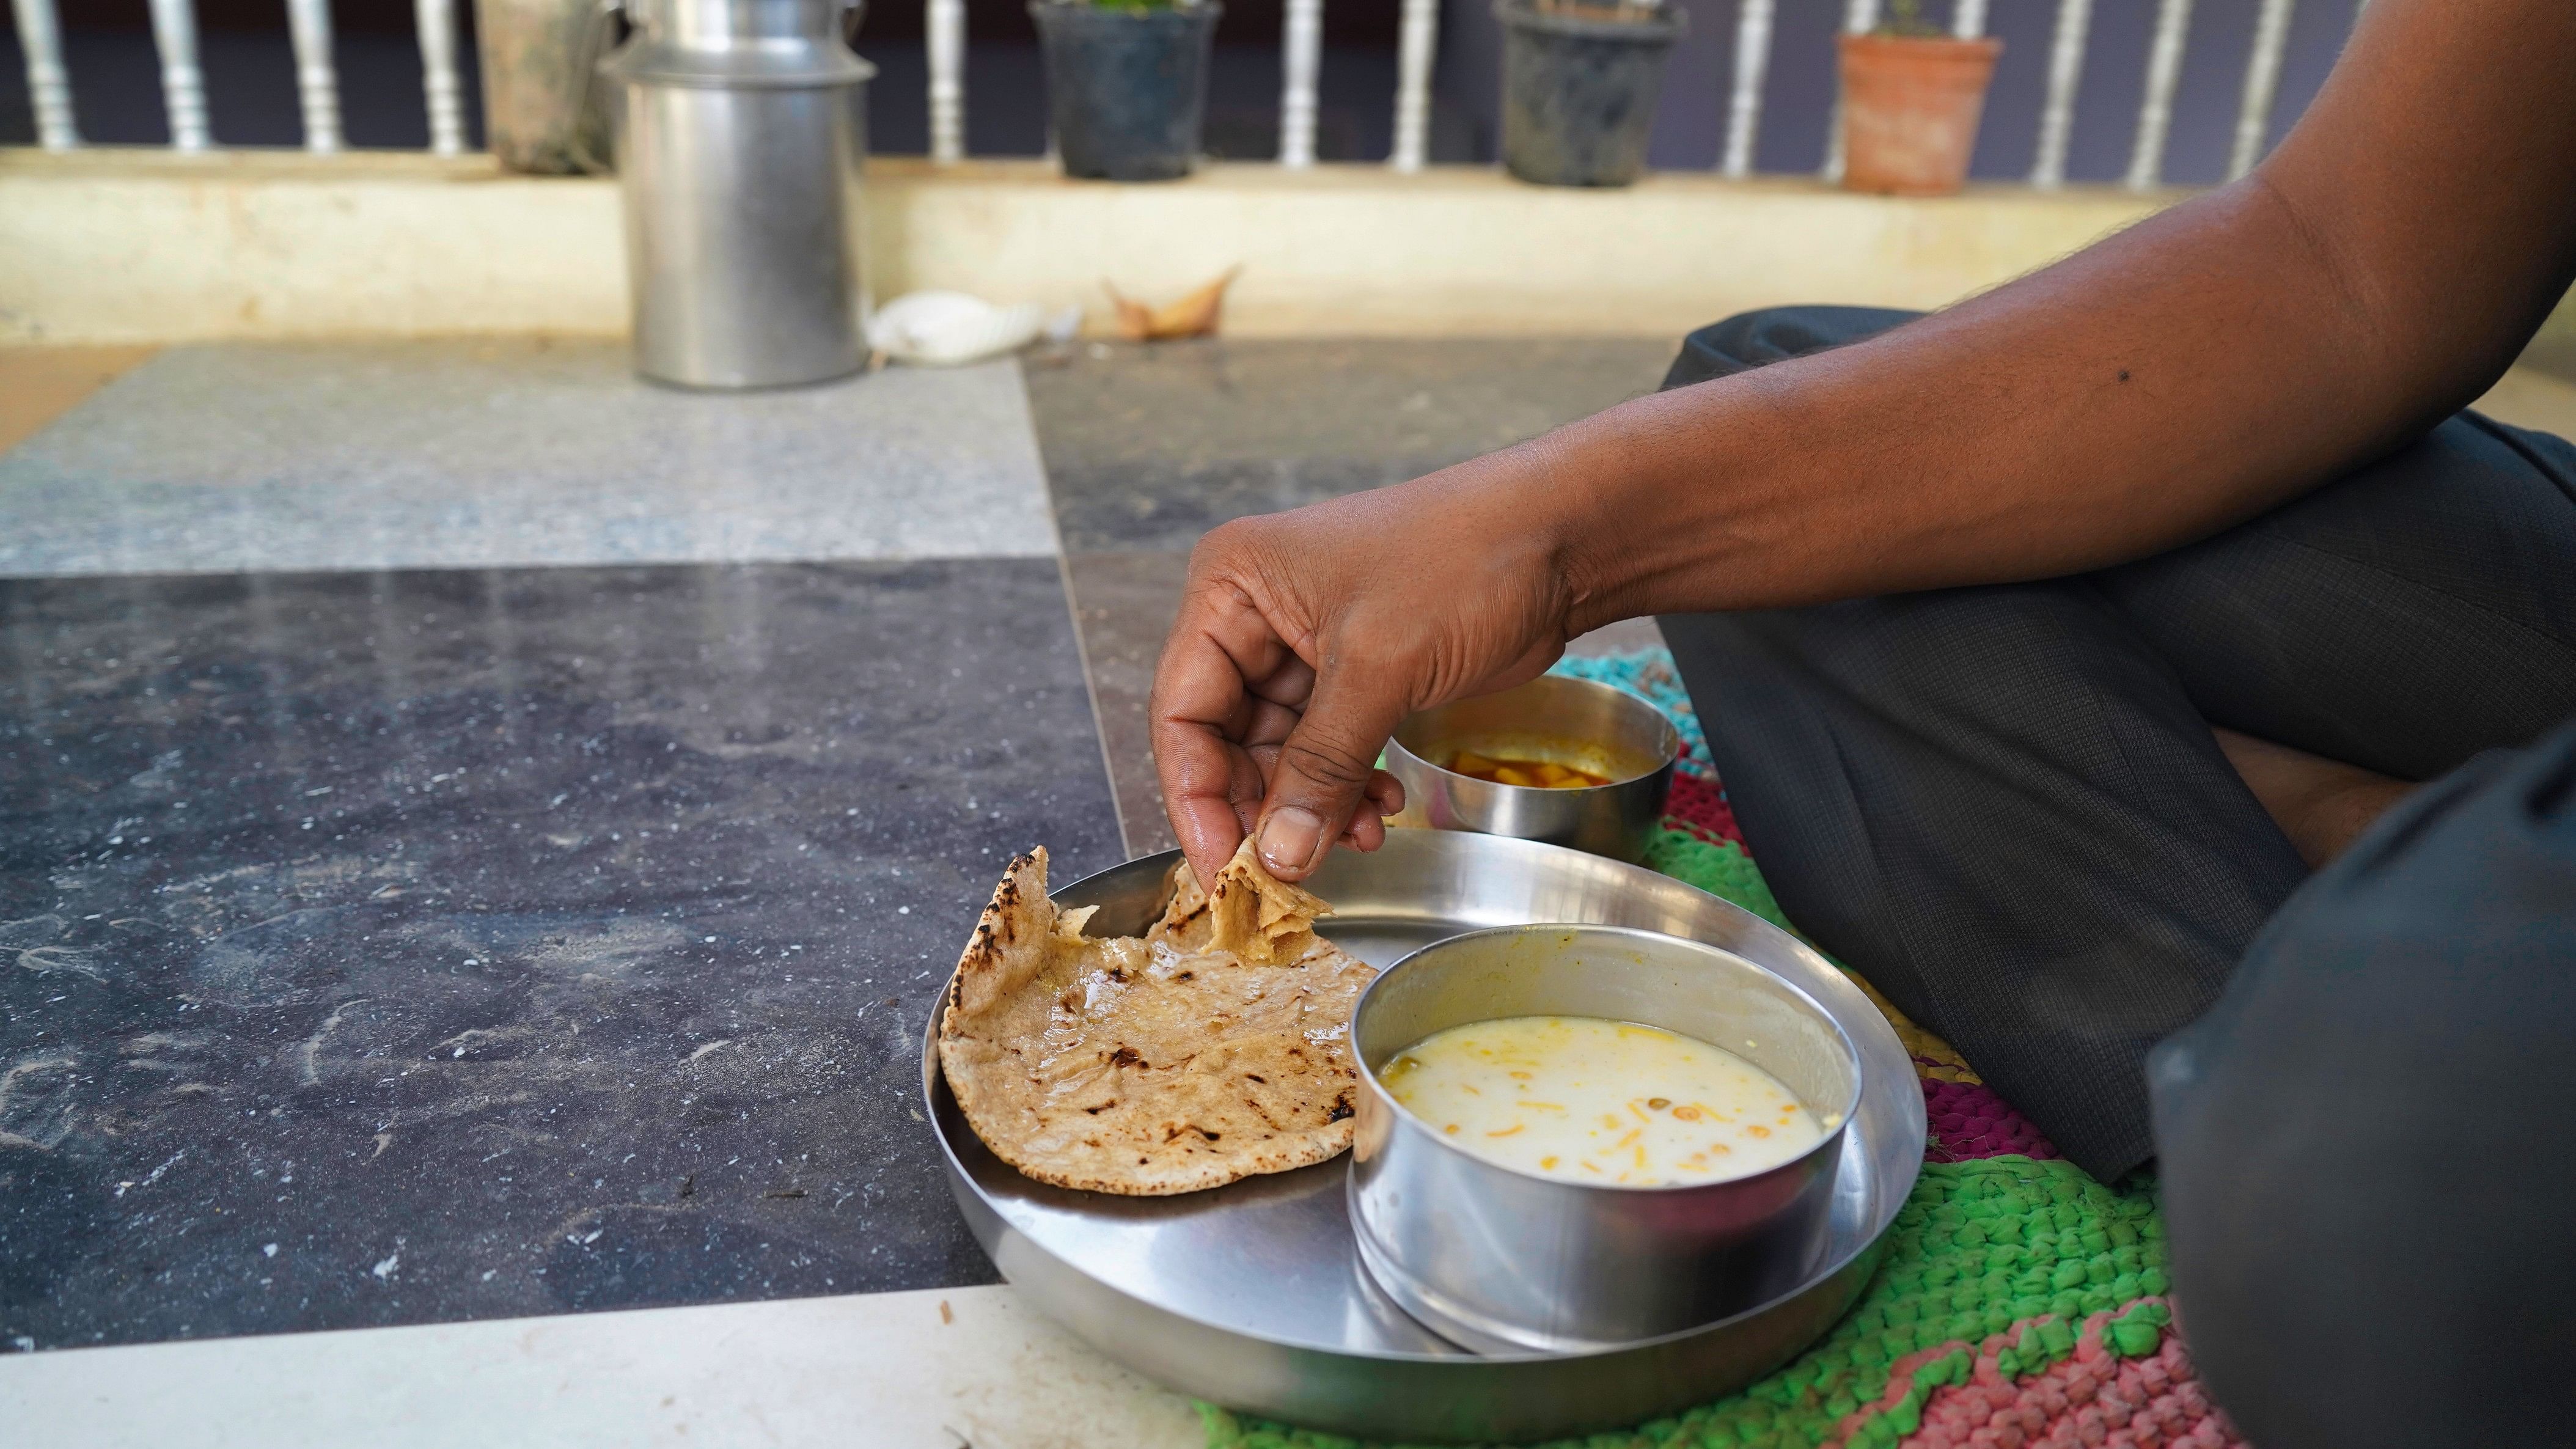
<box><xmin>1447</xmin><ymin>749</ymin><xmax>1613</xmax><ymax>790</ymax></box>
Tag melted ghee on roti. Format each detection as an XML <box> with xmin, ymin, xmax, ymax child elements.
<box><xmin>1376</xmin><ymin>1015</ymin><xmax>1832</xmax><ymax>1184</ymax></box>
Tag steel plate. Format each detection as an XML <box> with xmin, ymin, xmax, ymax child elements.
<box><xmin>922</xmin><ymin>830</ymin><xmax>1924</xmax><ymax>1444</ymax></box>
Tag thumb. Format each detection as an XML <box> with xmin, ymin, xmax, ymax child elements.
<box><xmin>1252</xmin><ymin>670</ymin><xmax>1411</xmax><ymax>881</ymax></box>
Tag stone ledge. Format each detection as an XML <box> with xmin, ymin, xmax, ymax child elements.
<box><xmin>0</xmin><ymin>148</ymin><xmax>2183</xmax><ymax>343</ymax></box>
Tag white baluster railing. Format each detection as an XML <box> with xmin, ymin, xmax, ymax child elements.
<box><xmin>2228</xmin><ymin>0</ymin><xmax>2296</xmax><ymax>180</ymax></box>
<box><xmin>1279</xmin><ymin>0</ymin><xmax>1323</xmax><ymax>169</ymax></box>
<box><xmin>10</xmin><ymin>0</ymin><xmax>79</xmax><ymax>150</ymax></box>
<box><xmin>1389</xmin><ymin>0</ymin><xmax>1438</xmax><ymax>172</ymax></box>
<box><xmin>0</xmin><ymin>0</ymin><xmax>2350</xmax><ymax>202</ymax></box>
<box><xmin>148</xmin><ymin>0</ymin><xmax>211</xmax><ymax>151</ymax></box>
<box><xmin>2124</xmin><ymin>0</ymin><xmax>2192</xmax><ymax>190</ymax></box>
<box><xmin>415</xmin><ymin>0</ymin><xmax>468</xmax><ymax>157</ymax></box>
<box><xmin>1819</xmin><ymin>0</ymin><xmax>1880</xmax><ymax>185</ymax></box>
<box><xmin>1719</xmin><ymin>0</ymin><xmax>1774</xmax><ymax>179</ymax></box>
<box><xmin>284</xmin><ymin>0</ymin><xmax>343</xmax><ymax>153</ymax></box>
<box><xmin>2027</xmin><ymin>0</ymin><xmax>2092</xmax><ymax>188</ymax></box>
<box><xmin>927</xmin><ymin>0</ymin><xmax>966</xmax><ymax>164</ymax></box>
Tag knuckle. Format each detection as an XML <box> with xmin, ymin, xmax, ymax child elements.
<box><xmin>1191</xmin><ymin>516</ymin><xmax>1270</xmax><ymax>570</ymax></box>
<box><xmin>1280</xmin><ymin>738</ymin><xmax>1374</xmax><ymax>793</ymax></box>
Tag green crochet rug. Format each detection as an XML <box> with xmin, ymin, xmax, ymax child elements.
<box><xmin>1203</xmin><ymin>651</ymin><xmax>2239</xmax><ymax>1449</ymax></box>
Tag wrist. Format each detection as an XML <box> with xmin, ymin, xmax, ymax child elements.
<box><xmin>1533</xmin><ymin>399</ymin><xmax>1692</xmax><ymax>636</ymax></box>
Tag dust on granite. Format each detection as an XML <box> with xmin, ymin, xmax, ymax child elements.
<box><xmin>1</xmin><ymin>560</ymin><xmax>1113</xmax><ymax>1348</ymax></box>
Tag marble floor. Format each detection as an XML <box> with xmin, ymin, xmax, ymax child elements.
<box><xmin>0</xmin><ymin>337</ymin><xmax>1671</xmax><ymax>1447</ymax></box>
<box><xmin>0</xmin><ymin>342</ymin><xmax>1058</xmax><ymax>576</ymax></box>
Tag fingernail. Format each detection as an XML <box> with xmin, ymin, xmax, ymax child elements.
<box><xmin>1258</xmin><ymin>807</ymin><xmax>1326</xmax><ymax>875</ymax></box>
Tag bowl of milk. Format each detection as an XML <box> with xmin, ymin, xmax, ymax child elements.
<box><xmin>1346</xmin><ymin>923</ymin><xmax>1860</xmax><ymax>1354</ymax></box>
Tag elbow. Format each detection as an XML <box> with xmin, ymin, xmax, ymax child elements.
<box><xmin>2245</xmin><ymin>163</ymin><xmax>2558</xmax><ymax>435</ymax></box>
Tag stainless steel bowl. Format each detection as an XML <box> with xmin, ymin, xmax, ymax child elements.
<box><xmin>1348</xmin><ymin>923</ymin><xmax>1862</xmax><ymax>1355</ymax></box>
<box><xmin>1385</xmin><ymin>675</ymin><xmax>1679</xmax><ymax>862</ymax></box>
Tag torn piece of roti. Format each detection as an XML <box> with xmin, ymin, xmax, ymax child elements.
<box><xmin>938</xmin><ymin>840</ymin><xmax>1376</xmax><ymax>1195</ymax></box>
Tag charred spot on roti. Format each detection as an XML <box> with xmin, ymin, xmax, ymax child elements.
<box><xmin>937</xmin><ymin>842</ymin><xmax>1377</xmax><ymax>1196</ymax></box>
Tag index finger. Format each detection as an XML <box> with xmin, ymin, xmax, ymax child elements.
<box><xmin>1149</xmin><ymin>578</ymin><xmax>1294</xmax><ymax>884</ymax></box>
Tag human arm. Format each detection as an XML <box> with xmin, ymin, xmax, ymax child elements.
<box><xmin>1151</xmin><ymin>0</ymin><xmax>2576</xmax><ymax>882</ymax></box>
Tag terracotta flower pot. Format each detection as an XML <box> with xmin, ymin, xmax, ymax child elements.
<box><xmin>1837</xmin><ymin>32</ymin><xmax>2002</xmax><ymax>197</ymax></box>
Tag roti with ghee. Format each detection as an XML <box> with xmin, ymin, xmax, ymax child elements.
<box><xmin>937</xmin><ymin>840</ymin><xmax>1376</xmax><ymax>1195</ymax></box>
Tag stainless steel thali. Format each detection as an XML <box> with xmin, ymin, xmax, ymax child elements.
<box><xmin>922</xmin><ymin>830</ymin><xmax>1925</xmax><ymax>1444</ymax></box>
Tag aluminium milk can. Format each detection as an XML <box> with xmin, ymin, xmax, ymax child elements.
<box><xmin>600</xmin><ymin>0</ymin><xmax>875</xmax><ymax>388</ymax></box>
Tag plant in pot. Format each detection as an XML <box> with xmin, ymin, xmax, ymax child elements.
<box><xmin>1030</xmin><ymin>0</ymin><xmax>1223</xmax><ymax>182</ymax></box>
<box><xmin>477</xmin><ymin>0</ymin><xmax>617</xmax><ymax>174</ymax></box>
<box><xmin>1494</xmin><ymin>0</ymin><xmax>1686</xmax><ymax>188</ymax></box>
<box><xmin>1837</xmin><ymin>0</ymin><xmax>2003</xmax><ymax>196</ymax></box>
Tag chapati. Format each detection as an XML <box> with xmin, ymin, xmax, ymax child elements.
<box><xmin>937</xmin><ymin>840</ymin><xmax>1377</xmax><ymax>1195</ymax></box>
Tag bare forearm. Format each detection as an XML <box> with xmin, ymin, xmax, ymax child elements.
<box><xmin>1544</xmin><ymin>184</ymin><xmax>2402</xmax><ymax>622</ymax></box>
<box><xmin>1510</xmin><ymin>0</ymin><xmax>2576</xmax><ymax>628</ymax></box>
<box><xmin>1148</xmin><ymin>0</ymin><xmax>2576</xmax><ymax>881</ymax></box>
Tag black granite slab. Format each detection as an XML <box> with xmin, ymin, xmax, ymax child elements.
<box><xmin>1032</xmin><ymin>339</ymin><xmax>1678</xmax><ymax>851</ymax></box>
<box><xmin>0</xmin><ymin>560</ymin><xmax>1122</xmax><ymax>1352</ymax></box>
<box><xmin>1027</xmin><ymin>337</ymin><xmax>1674</xmax><ymax>554</ymax></box>
<box><xmin>1063</xmin><ymin>552</ymin><xmax>1195</xmax><ymax>859</ymax></box>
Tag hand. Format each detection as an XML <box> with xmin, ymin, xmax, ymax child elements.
<box><xmin>1149</xmin><ymin>447</ymin><xmax>1588</xmax><ymax>884</ymax></box>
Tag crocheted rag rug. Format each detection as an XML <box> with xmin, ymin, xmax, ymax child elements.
<box><xmin>1202</xmin><ymin>649</ymin><xmax>2246</xmax><ymax>1449</ymax></box>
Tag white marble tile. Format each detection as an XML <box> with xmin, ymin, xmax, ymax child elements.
<box><xmin>0</xmin><ymin>1284</ymin><xmax>1200</xmax><ymax>1449</ymax></box>
<box><xmin>0</xmin><ymin>342</ymin><xmax>1059</xmax><ymax>577</ymax></box>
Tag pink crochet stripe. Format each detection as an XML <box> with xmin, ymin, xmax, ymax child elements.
<box><xmin>1662</xmin><ymin>771</ymin><xmax>1744</xmax><ymax>847</ymax></box>
<box><xmin>1923</xmin><ymin>1078</ymin><xmax>2061</xmax><ymax>1162</ymax></box>
<box><xmin>1827</xmin><ymin>1340</ymin><xmax>1983</xmax><ymax>1449</ymax></box>
<box><xmin>1898</xmin><ymin>1305</ymin><xmax>2247</xmax><ymax>1449</ymax></box>
<box><xmin>1820</xmin><ymin>1301</ymin><xmax>2247</xmax><ymax>1449</ymax></box>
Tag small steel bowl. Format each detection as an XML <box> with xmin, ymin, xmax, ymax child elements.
<box><xmin>1348</xmin><ymin>923</ymin><xmax>1861</xmax><ymax>1355</ymax></box>
<box><xmin>1384</xmin><ymin>675</ymin><xmax>1679</xmax><ymax>863</ymax></box>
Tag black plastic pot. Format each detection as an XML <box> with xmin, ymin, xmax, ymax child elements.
<box><xmin>1495</xmin><ymin>0</ymin><xmax>1684</xmax><ymax>188</ymax></box>
<box><xmin>1030</xmin><ymin>2</ymin><xmax>1222</xmax><ymax>182</ymax></box>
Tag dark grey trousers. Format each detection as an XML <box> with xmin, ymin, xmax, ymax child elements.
<box><xmin>1656</xmin><ymin>307</ymin><xmax>2576</xmax><ymax>1445</ymax></box>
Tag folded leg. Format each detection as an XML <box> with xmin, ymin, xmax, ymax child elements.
<box><xmin>1659</xmin><ymin>306</ymin><xmax>2576</xmax><ymax>1178</ymax></box>
<box><xmin>2151</xmin><ymin>722</ymin><xmax>2576</xmax><ymax>1447</ymax></box>
<box><xmin>1660</xmin><ymin>586</ymin><xmax>2304</xmax><ymax>1179</ymax></box>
